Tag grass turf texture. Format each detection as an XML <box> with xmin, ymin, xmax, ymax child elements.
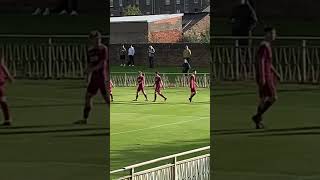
<box><xmin>0</xmin><ymin>80</ymin><xmax>108</xmax><ymax>180</ymax></box>
<box><xmin>110</xmin><ymin>87</ymin><xmax>210</xmax><ymax>178</ymax></box>
<box><xmin>212</xmin><ymin>82</ymin><xmax>320</xmax><ymax>180</ymax></box>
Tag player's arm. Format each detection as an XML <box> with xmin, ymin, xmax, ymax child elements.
<box><xmin>1</xmin><ymin>58</ymin><xmax>13</xmax><ymax>83</ymax></box>
<box><xmin>258</xmin><ymin>47</ymin><xmax>266</xmax><ymax>86</ymax></box>
<box><xmin>271</xmin><ymin>65</ymin><xmax>281</xmax><ymax>80</ymax></box>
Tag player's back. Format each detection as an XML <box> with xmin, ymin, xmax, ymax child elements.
<box><xmin>0</xmin><ymin>64</ymin><xmax>7</xmax><ymax>85</ymax></box>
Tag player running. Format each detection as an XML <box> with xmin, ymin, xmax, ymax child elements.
<box><xmin>189</xmin><ymin>70</ymin><xmax>198</xmax><ymax>102</ymax></box>
<box><xmin>75</xmin><ymin>30</ymin><xmax>109</xmax><ymax>124</ymax></box>
<box><xmin>153</xmin><ymin>72</ymin><xmax>167</xmax><ymax>102</ymax></box>
<box><xmin>0</xmin><ymin>55</ymin><xmax>13</xmax><ymax>126</ymax></box>
<box><xmin>134</xmin><ymin>71</ymin><xmax>148</xmax><ymax>101</ymax></box>
<box><xmin>252</xmin><ymin>27</ymin><xmax>280</xmax><ymax>129</ymax></box>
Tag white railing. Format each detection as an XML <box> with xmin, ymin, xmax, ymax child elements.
<box><xmin>110</xmin><ymin>146</ymin><xmax>210</xmax><ymax>180</ymax></box>
<box><xmin>211</xmin><ymin>36</ymin><xmax>320</xmax><ymax>83</ymax></box>
<box><xmin>0</xmin><ymin>34</ymin><xmax>108</xmax><ymax>79</ymax></box>
<box><xmin>111</xmin><ymin>72</ymin><xmax>210</xmax><ymax>88</ymax></box>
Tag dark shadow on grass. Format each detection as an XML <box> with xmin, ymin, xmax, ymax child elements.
<box><xmin>250</xmin><ymin>131</ymin><xmax>320</xmax><ymax>137</ymax></box>
<box><xmin>0</xmin><ymin>127</ymin><xmax>109</xmax><ymax>136</ymax></box>
<box><xmin>57</xmin><ymin>132</ymin><xmax>110</xmax><ymax>137</ymax></box>
<box><xmin>212</xmin><ymin>126</ymin><xmax>320</xmax><ymax>136</ymax></box>
<box><xmin>10</xmin><ymin>103</ymin><xmax>106</xmax><ymax>109</ymax></box>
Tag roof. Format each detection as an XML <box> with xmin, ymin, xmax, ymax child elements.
<box><xmin>110</xmin><ymin>14</ymin><xmax>184</xmax><ymax>23</ymax></box>
<box><xmin>182</xmin><ymin>12</ymin><xmax>209</xmax><ymax>32</ymax></box>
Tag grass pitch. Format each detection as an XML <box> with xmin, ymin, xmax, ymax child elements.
<box><xmin>212</xmin><ymin>82</ymin><xmax>320</xmax><ymax>180</ymax></box>
<box><xmin>110</xmin><ymin>87</ymin><xmax>210</xmax><ymax>177</ymax></box>
<box><xmin>0</xmin><ymin>80</ymin><xmax>108</xmax><ymax>180</ymax></box>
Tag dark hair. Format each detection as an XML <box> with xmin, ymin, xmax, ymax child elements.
<box><xmin>264</xmin><ymin>26</ymin><xmax>275</xmax><ymax>33</ymax></box>
<box><xmin>155</xmin><ymin>71</ymin><xmax>159</xmax><ymax>74</ymax></box>
<box><xmin>89</xmin><ymin>30</ymin><xmax>101</xmax><ymax>39</ymax></box>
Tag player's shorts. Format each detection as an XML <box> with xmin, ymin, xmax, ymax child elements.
<box><xmin>191</xmin><ymin>87</ymin><xmax>196</xmax><ymax>93</ymax></box>
<box><xmin>155</xmin><ymin>86</ymin><xmax>161</xmax><ymax>93</ymax></box>
<box><xmin>87</xmin><ymin>78</ymin><xmax>107</xmax><ymax>96</ymax></box>
<box><xmin>137</xmin><ymin>85</ymin><xmax>144</xmax><ymax>92</ymax></box>
<box><xmin>258</xmin><ymin>81</ymin><xmax>276</xmax><ymax>98</ymax></box>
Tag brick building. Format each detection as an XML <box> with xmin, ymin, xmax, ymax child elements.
<box><xmin>110</xmin><ymin>0</ymin><xmax>210</xmax><ymax>16</ymax></box>
<box><xmin>110</xmin><ymin>14</ymin><xmax>183</xmax><ymax>44</ymax></box>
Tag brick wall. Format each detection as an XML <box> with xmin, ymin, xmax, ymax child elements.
<box><xmin>184</xmin><ymin>15</ymin><xmax>210</xmax><ymax>37</ymax></box>
<box><xmin>110</xmin><ymin>43</ymin><xmax>211</xmax><ymax>67</ymax></box>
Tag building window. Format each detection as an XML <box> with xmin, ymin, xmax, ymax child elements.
<box><xmin>110</xmin><ymin>0</ymin><xmax>114</xmax><ymax>7</ymax></box>
<box><xmin>146</xmin><ymin>0</ymin><xmax>150</xmax><ymax>5</ymax></box>
<box><xmin>176</xmin><ymin>0</ymin><xmax>180</xmax><ymax>4</ymax></box>
<box><xmin>165</xmin><ymin>0</ymin><xmax>170</xmax><ymax>5</ymax></box>
<box><xmin>176</xmin><ymin>9</ymin><xmax>180</xmax><ymax>13</ymax></box>
<box><xmin>119</xmin><ymin>0</ymin><xmax>123</xmax><ymax>7</ymax></box>
<box><xmin>194</xmin><ymin>0</ymin><xmax>199</xmax><ymax>3</ymax></box>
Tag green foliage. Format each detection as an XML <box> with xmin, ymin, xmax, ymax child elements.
<box><xmin>124</xmin><ymin>5</ymin><xmax>142</xmax><ymax>16</ymax></box>
<box><xmin>184</xmin><ymin>28</ymin><xmax>210</xmax><ymax>44</ymax></box>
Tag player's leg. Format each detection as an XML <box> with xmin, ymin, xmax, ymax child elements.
<box><xmin>158</xmin><ymin>92</ymin><xmax>167</xmax><ymax>101</ymax></box>
<box><xmin>75</xmin><ymin>81</ymin><xmax>97</xmax><ymax>124</ymax></box>
<box><xmin>142</xmin><ymin>89</ymin><xmax>148</xmax><ymax>101</ymax></box>
<box><xmin>110</xmin><ymin>92</ymin><xmax>114</xmax><ymax>102</ymax></box>
<box><xmin>0</xmin><ymin>88</ymin><xmax>11</xmax><ymax>126</ymax></box>
<box><xmin>134</xmin><ymin>89</ymin><xmax>139</xmax><ymax>101</ymax></box>
<box><xmin>153</xmin><ymin>91</ymin><xmax>157</xmax><ymax>102</ymax></box>
<box><xmin>189</xmin><ymin>90</ymin><xmax>196</xmax><ymax>102</ymax></box>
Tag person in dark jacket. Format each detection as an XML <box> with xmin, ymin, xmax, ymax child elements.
<box><xmin>231</xmin><ymin>0</ymin><xmax>257</xmax><ymax>46</ymax></box>
<box><xmin>119</xmin><ymin>45</ymin><xmax>126</xmax><ymax>66</ymax></box>
<box><xmin>182</xmin><ymin>59</ymin><xmax>191</xmax><ymax>76</ymax></box>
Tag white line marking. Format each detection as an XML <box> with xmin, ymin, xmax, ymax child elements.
<box><xmin>111</xmin><ymin>117</ymin><xmax>208</xmax><ymax>135</ymax></box>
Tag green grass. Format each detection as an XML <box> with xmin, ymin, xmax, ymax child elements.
<box><xmin>111</xmin><ymin>65</ymin><xmax>210</xmax><ymax>73</ymax></box>
<box><xmin>110</xmin><ymin>87</ymin><xmax>210</xmax><ymax>178</ymax></box>
<box><xmin>0</xmin><ymin>80</ymin><xmax>108</xmax><ymax>180</ymax></box>
<box><xmin>212</xmin><ymin>82</ymin><xmax>320</xmax><ymax>180</ymax></box>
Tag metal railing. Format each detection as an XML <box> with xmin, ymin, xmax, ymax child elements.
<box><xmin>0</xmin><ymin>34</ymin><xmax>108</xmax><ymax>79</ymax></box>
<box><xmin>110</xmin><ymin>146</ymin><xmax>210</xmax><ymax>180</ymax></box>
<box><xmin>111</xmin><ymin>72</ymin><xmax>210</xmax><ymax>88</ymax></box>
<box><xmin>211</xmin><ymin>36</ymin><xmax>320</xmax><ymax>83</ymax></box>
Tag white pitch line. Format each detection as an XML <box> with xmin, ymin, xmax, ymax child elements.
<box><xmin>111</xmin><ymin>117</ymin><xmax>208</xmax><ymax>136</ymax></box>
<box><xmin>111</xmin><ymin>112</ymin><xmax>209</xmax><ymax>119</ymax></box>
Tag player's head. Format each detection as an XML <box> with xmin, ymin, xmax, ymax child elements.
<box><xmin>192</xmin><ymin>70</ymin><xmax>197</xmax><ymax>75</ymax></box>
<box><xmin>264</xmin><ymin>26</ymin><xmax>276</xmax><ymax>41</ymax></box>
<box><xmin>89</xmin><ymin>30</ymin><xmax>102</xmax><ymax>46</ymax></box>
<box><xmin>155</xmin><ymin>71</ymin><xmax>159</xmax><ymax>75</ymax></box>
<box><xmin>240</xmin><ymin>0</ymin><xmax>246</xmax><ymax>4</ymax></box>
<box><xmin>185</xmin><ymin>45</ymin><xmax>189</xmax><ymax>49</ymax></box>
<box><xmin>138</xmin><ymin>71</ymin><xmax>142</xmax><ymax>75</ymax></box>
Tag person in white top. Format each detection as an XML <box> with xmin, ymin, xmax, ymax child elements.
<box><xmin>128</xmin><ymin>45</ymin><xmax>135</xmax><ymax>66</ymax></box>
<box><xmin>148</xmin><ymin>45</ymin><xmax>156</xmax><ymax>68</ymax></box>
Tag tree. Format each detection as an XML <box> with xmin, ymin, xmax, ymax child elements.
<box><xmin>124</xmin><ymin>5</ymin><xmax>142</xmax><ymax>16</ymax></box>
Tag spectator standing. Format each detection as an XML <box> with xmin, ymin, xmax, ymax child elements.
<box><xmin>231</xmin><ymin>0</ymin><xmax>257</xmax><ymax>46</ymax></box>
<box><xmin>128</xmin><ymin>45</ymin><xmax>135</xmax><ymax>66</ymax></box>
<box><xmin>148</xmin><ymin>45</ymin><xmax>156</xmax><ymax>68</ymax></box>
<box><xmin>182</xmin><ymin>59</ymin><xmax>191</xmax><ymax>76</ymax></box>
<box><xmin>183</xmin><ymin>45</ymin><xmax>192</xmax><ymax>64</ymax></box>
<box><xmin>119</xmin><ymin>45</ymin><xmax>126</xmax><ymax>66</ymax></box>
